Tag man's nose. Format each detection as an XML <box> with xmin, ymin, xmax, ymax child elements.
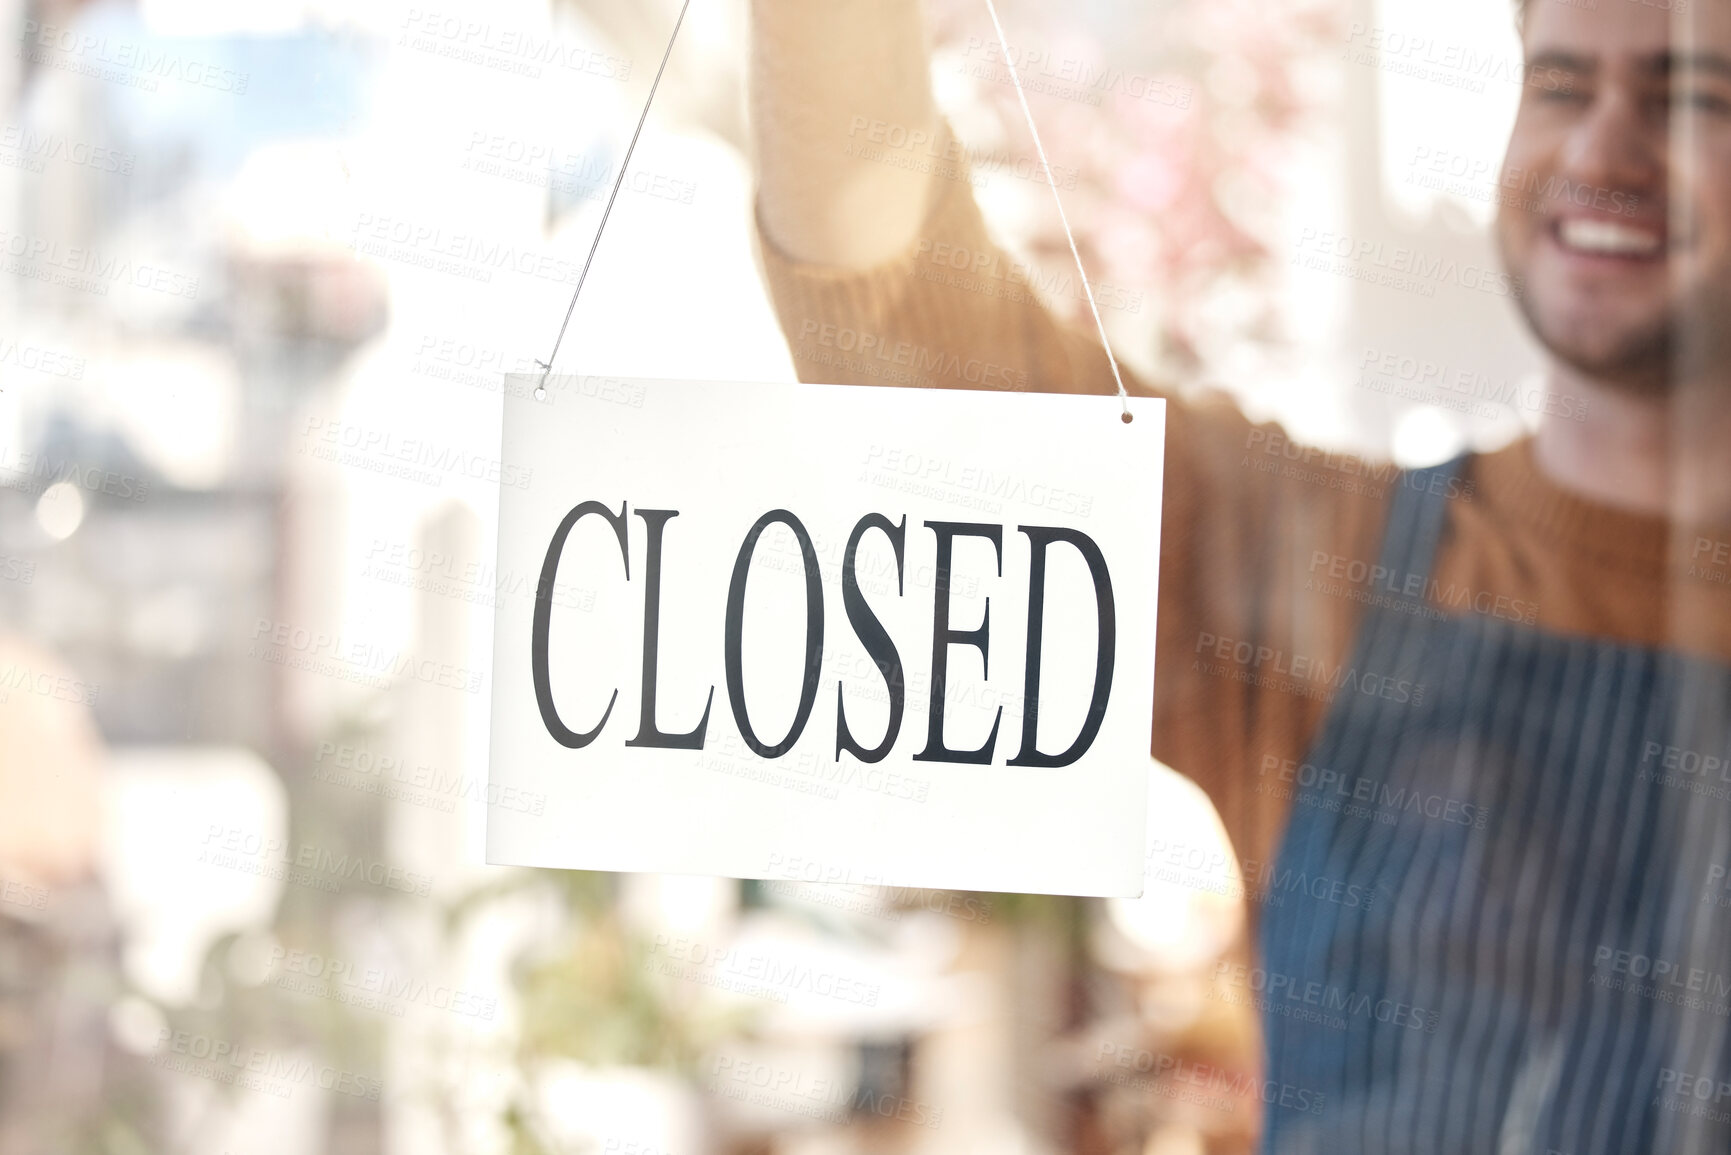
<box><xmin>1560</xmin><ymin>90</ymin><xmax>1662</xmax><ymax>198</ymax></box>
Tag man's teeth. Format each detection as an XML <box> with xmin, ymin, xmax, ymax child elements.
<box><xmin>1558</xmin><ymin>218</ymin><xmax>1662</xmax><ymax>257</ymax></box>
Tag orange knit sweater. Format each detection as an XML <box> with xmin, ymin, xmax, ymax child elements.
<box><xmin>756</xmin><ymin>141</ymin><xmax>1731</xmax><ymax>887</ymax></box>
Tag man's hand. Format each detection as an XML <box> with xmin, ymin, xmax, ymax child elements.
<box><xmin>750</xmin><ymin>0</ymin><xmax>938</xmax><ymax>268</ymax></box>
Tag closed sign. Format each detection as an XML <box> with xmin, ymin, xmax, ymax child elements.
<box><xmin>488</xmin><ymin>376</ymin><xmax>1164</xmax><ymax>897</ymax></box>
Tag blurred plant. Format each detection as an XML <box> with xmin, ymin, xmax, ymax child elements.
<box><xmin>453</xmin><ymin>870</ymin><xmax>748</xmax><ymax>1074</ymax></box>
<box><xmin>929</xmin><ymin>0</ymin><xmax>1345</xmax><ymax>383</ymax></box>
<box><xmin>443</xmin><ymin>870</ymin><xmax>750</xmax><ymax>1155</ymax></box>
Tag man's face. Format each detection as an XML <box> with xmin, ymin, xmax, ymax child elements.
<box><xmin>1498</xmin><ymin>0</ymin><xmax>1731</xmax><ymax>390</ymax></box>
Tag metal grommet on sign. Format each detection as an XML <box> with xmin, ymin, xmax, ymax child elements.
<box><xmin>982</xmin><ymin>0</ymin><xmax>1132</xmax><ymax>426</ymax></box>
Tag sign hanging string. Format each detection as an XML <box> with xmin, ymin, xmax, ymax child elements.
<box><xmin>535</xmin><ymin>0</ymin><xmax>693</xmax><ymax>400</ymax></box>
<box><xmin>536</xmin><ymin>0</ymin><xmax>1134</xmax><ymax>423</ymax></box>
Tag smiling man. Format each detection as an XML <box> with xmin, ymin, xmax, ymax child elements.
<box><xmin>1506</xmin><ymin>0</ymin><xmax>1731</xmax><ymax>523</ymax></box>
<box><xmin>751</xmin><ymin>0</ymin><xmax>1731</xmax><ymax>1150</ymax></box>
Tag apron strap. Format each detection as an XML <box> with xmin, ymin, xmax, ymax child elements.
<box><xmin>1375</xmin><ymin>453</ymin><xmax>1470</xmax><ymax>595</ymax></box>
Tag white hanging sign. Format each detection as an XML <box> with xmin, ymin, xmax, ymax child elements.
<box><xmin>487</xmin><ymin>376</ymin><xmax>1163</xmax><ymax>896</ymax></box>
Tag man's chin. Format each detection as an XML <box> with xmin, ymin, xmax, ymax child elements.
<box><xmin>1521</xmin><ymin>301</ymin><xmax>1676</xmax><ymax>395</ymax></box>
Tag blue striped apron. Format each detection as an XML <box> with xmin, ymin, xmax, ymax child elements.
<box><xmin>1257</xmin><ymin>458</ymin><xmax>1731</xmax><ymax>1153</ymax></box>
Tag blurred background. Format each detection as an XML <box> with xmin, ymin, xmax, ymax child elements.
<box><xmin>0</xmin><ymin>0</ymin><xmax>1546</xmax><ymax>1151</ymax></box>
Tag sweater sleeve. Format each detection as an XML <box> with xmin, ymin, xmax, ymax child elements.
<box><xmin>752</xmin><ymin>124</ymin><xmax>1391</xmax><ymax>870</ymax></box>
<box><xmin>756</xmin><ymin>122</ymin><xmax>1107</xmax><ymax>397</ymax></box>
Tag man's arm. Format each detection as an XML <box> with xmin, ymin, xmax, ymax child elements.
<box><xmin>750</xmin><ymin>0</ymin><xmax>935</xmax><ymax>269</ymax></box>
<box><xmin>749</xmin><ymin>0</ymin><xmax>1109</xmax><ymax>397</ymax></box>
